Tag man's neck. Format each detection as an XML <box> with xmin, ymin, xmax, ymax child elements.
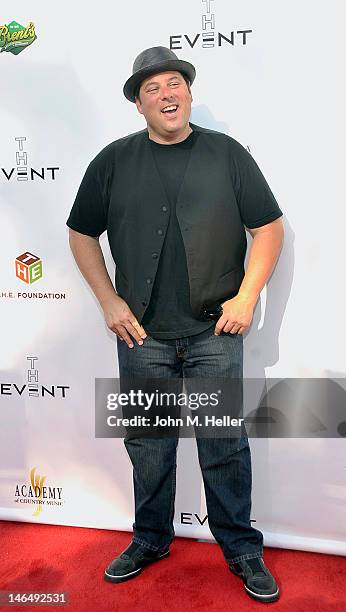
<box><xmin>148</xmin><ymin>123</ymin><xmax>192</xmax><ymax>145</ymax></box>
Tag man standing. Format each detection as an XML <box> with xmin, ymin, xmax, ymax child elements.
<box><xmin>67</xmin><ymin>47</ymin><xmax>284</xmax><ymax>603</ymax></box>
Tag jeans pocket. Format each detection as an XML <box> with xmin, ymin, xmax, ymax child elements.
<box><xmin>236</xmin><ymin>434</ymin><xmax>250</xmax><ymax>452</ymax></box>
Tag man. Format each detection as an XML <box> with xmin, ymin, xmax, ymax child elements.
<box><xmin>67</xmin><ymin>46</ymin><xmax>284</xmax><ymax>603</ymax></box>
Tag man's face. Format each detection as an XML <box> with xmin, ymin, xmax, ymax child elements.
<box><xmin>135</xmin><ymin>71</ymin><xmax>192</xmax><ymax>139</ymax></box>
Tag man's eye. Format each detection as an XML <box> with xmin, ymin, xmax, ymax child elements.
<box><xmin>147</xmin><ymin>88</ymin><xmax>158</xmax><ymax>93</ymax></box>
<box><xmin>170</xmin><ymin>82</ymin><xmax>179</xmax><ymax>86</ymax></box>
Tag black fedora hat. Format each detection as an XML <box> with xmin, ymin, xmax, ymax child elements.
<box><xmin>123</xmin><ymin>46</ymin><xmax>196</xmax><ymax>102</ymax></box>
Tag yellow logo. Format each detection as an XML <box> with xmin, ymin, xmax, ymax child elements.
<box><xmin>30</xmin><ymin>467</ymin><xmax>47</xmax><ymax>517</ymax></box>
<box><xmin>14</xmin><ymin>467</ymin><xmax>63</xmax><ymax>516</ymax></box>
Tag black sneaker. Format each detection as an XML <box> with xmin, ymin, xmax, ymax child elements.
<box><xmin>104</xmin><ymin>541</ymin><xmax>170</xmax><ymax>583</ymax></box>
<box><xmin>229</xmin><ymin>556</ymin><xmax>280</xmax><ymax>603</ymax></box>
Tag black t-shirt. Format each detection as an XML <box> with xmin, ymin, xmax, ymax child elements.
<box><xmin>66</xmin><ymin>125</ymin><xmax>283</xmax><ymax>337</ymax></box>
<box><xmin>141</xmin><ymin>130</ymin><xmax>214</xmax><ymax>339</ymax></box>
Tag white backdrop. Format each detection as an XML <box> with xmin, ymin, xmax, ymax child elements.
<box><xmin>1</xmin><ymin>0</ymin><xmax>345</xmax><ymax>557</ymax></box>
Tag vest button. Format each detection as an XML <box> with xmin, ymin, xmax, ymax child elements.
<box><xmin>146</xmin><ymin>278</ymin><xmax>152</xmax><ymax>284</ymax></box>
<box><xmin>157</xmin><ymin>229</ymin><xmax>163</xmax><ymax>236</ymax></box>
<box><xmin>142</xmin><ymin>301</ymin><xmax>147</xmax><ymax>306</ymax></box>
<box><xmin>152</xmin><ymin>252</ymin><xmax>158</xmax><ymax>259</ymax></box>
<box><xmin>162</xmin><ymin>206</ymin><xmax>167</xmax><ymax>212</ymax></box>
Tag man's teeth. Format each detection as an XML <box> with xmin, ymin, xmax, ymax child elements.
<box><xmin>162</xmin><ymin>105</ymin><xmax>178</xmax><ymax>113</ymax></box>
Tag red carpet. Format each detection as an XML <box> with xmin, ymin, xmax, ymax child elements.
<box><xmin>0</xmin><ymin>521</ymin><xmax>345</xmax><ymax>611</ymax></box>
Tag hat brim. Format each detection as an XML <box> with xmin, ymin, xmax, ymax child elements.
<box><xmin>123</xmin><ymin>59</ymin><xmax>196</xmax><ymax>102</ymax></box>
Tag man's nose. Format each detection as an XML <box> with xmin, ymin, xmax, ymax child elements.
<box><xmin>160</xmin><ymin>86</ymin><xmax>174</xmax><ymax>100</ymax></box>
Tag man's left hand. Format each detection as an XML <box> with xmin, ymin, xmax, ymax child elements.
<box><xmin>214</xmin><ymin>295</ymin><xmax>255</xmax><ymax>335</ymax></box>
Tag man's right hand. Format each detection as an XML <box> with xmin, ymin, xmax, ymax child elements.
<box><xmin>102</xmin><ymin>295</ymin><xmax>147</xmax><ymax>348</ymax></box>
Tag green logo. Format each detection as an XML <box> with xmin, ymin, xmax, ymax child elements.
<box><xmin>0</xmin><ymin>20</ymin><xmax>37</xmax><ymax>55</ymax></box>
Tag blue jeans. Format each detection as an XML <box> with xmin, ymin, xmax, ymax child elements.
<box><xmin>116</xmin><ymin>325</ymin><xmax>264</xmax><ymax>563</ymax></box>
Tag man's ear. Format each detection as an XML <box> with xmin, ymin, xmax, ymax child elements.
<box><xmin>135</xmin><ymin>97</ymin><xmax>143</xmax><ymax>115</ymax></box>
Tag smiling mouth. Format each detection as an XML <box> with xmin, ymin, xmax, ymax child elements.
<box><xmin>161</xmin><ymin>104</ymin><xmax>179</xmax><ymax>116</ymax></box>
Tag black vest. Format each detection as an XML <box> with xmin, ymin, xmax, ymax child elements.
<box><xmin>107</xmin><ymin>123</ymin><xmax>247</xmax><ymax>323</ymax></box>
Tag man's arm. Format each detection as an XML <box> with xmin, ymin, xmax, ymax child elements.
<box><xmin>68</xmin><ymin>228</ymin><xmax>147</xmax><ymax>347</ymax></box>
<box><xmin>214</xmin><ymin>217</ymin><xmax>284</xmax><ymax>335</ymax></box>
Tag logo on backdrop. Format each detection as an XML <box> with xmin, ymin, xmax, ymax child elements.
<box><xmin>0</xmin><ymin>250</ymin><xmax>67</xmax><ymax>300</ymax></box>
<box><xmin>0</xmin><ymin>20</ymin><xmax>37</xmax><ymax>55</ymax></box>
<box><xmin>180</xmin><ymin>512</ymin><xmax>257</xmax><ymax>526</ymax></box>
<box><xmin>170</xmin><ymin>0</ymin><xmax>252</xmax><ymax>50</ymax></box>
<box><xmin>15</xmin><ymin>252</ymin><xmax>42</xmax><ymax>284</ymax></box>
<box><xmin>14</xmin><ymin>467</ymin><xmax>64</xmax><ymax>517</ymax></box>
<box><xmin>1</xmin><ymin>356</ymin><xmax>70</xmax><ymax>399</ymax></box>
<box><xmin>1</xmin><ymin>137</ymin><xmax>60</xmax><ymax>182</ymax></box>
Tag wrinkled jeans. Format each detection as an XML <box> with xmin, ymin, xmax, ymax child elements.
<box><xmin>116</xmin><ymin>325</ymin><xmax>263</xmax><ymax>563</ymax></box>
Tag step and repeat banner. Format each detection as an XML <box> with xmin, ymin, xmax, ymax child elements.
<box><xmin>1</xmin><ymin>1</ymin><xmax>345</xmax><ymax>556</ymax></box>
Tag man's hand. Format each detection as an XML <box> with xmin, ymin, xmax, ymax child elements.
<box><xmin>214</xmin><ymin>218</ymin><xmax>284</xmax><ymax>336</ymax></box>
<box><xmin>214</xmin><ymin>295</ymin><xmax>255</xmax><ymax>336</ymax></box>
<box><xmin>67</xmin><ymin>230</ymin><xmax>147</xmax><ymax>348</ymax></box>
<box><xmin>103</xmin><ymin>295</ymin><xmax>147</xmax><ymax>348</ymax></box>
